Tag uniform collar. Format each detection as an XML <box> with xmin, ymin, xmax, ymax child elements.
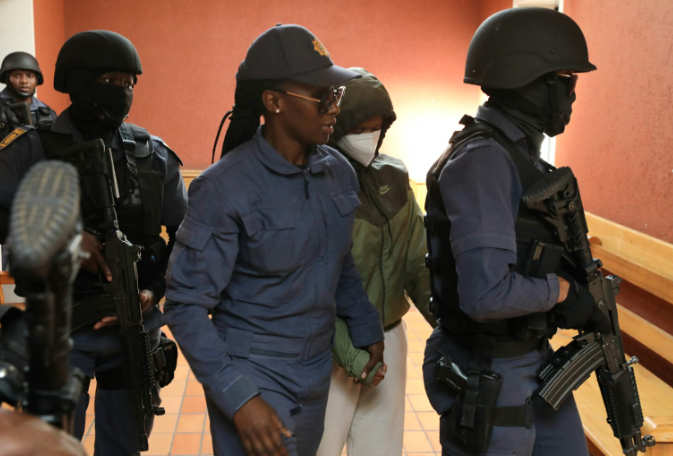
<box><xmin>0</xmin><ymin>87</ymin><xmax>43</xmax><ymax>110</ymax></box>
<box><xmin>50</xmin><ymin>108</ymin><xmax>83</xmax><ymax>142</ymax></box>
<box><xmin>50</xmin><ymin>107</ymin><xmax>122</xmax><ymax>149</ymax></box>
<box><xmin>253</xmin><ymin>126</ymin><xmax>337</xmax><ymax>176</ymax></box>
<box><xmin>475</xmin><ymin>105</ymin><xmax>526</xmax><ymax>144</ymax></box>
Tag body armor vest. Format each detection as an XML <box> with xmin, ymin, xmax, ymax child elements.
<box><xmin>425</xmin><ymin>115</ymin><xmax>571</xmax><ymax>341</ymax></box>
<box><xmin>36</xmin><ymin>122</ymin><xmax>167</xmax><ymax>326</ymax></box>
<box><xmin>0</xmin><ymin>98</ymin><xmax>56</xmax><ymax>140</ymax></box>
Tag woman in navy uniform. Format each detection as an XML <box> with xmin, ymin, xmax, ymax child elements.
<box><xmin>165</xmin><ymin>25</ymin><xmax>384</xmax><ymax>456</ymax></box>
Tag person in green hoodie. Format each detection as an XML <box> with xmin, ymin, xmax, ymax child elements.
<box><xmin>316</xmin><ymin>68</ymin><xmax>436</xmax><ymax>456</ymax></box>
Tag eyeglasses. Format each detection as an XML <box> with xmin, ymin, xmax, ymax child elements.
<box><xmin>557</xmin><ymin>73</ymin><xmax>578</xmax><ymax>96</ymax></box>
<box><xmin>274</xmin><ymin>86</ymin><xmax>346</xmax><ymax>113</ymax></box>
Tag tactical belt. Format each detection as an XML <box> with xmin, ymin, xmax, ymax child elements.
<box><xmin>448</xmin><ymin>331</ymin><xmax>543</xmax><ymax>358</ymax></box>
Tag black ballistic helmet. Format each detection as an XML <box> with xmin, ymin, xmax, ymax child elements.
<box><xmin>54</xmin><ymin>30</ymin><xmax>142</xmax><ymax>93</ymax></box>
<box><xmin>464</xmin><ymin>7</ymin><xmax>596</xmax><ymax>89</ymax></box>
<box><xmin>0</xmin><ymin>52</ymin><xmax>44</xmax><ymax>85</ymax></box>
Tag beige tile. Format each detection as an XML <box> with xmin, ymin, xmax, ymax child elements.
<box><xmin>177</xmin><ymin>350</ymin><xmax>189</xmax><ymax>367</ymax></box>
<box><xmin>152</xmin><ymin>413</ymin><xmax>178</xmax><ymax>434</ymax></box>
<box><xmin>82</xmin><ymin>435</ymin><xmax>95</xmax><ymax>454</ymax></box>
<box><xmin>407</xmin><ymin>340</ymin><xmax>425</xmax><ymax>353</ymax></box>
<box><xmin>408</xmin><ymin>394</ymin><xmax>434</xmax><ymax>412</ymax></box>
<box><xmin>425</xmin><ymin>430</ymin><xmax>442</xmax><ymax>452</ymax></box>
<box><xmin>186</xmin><ymin>379</ymin><xmax>205</xmax><ymax>396</ymax></box>
<box><xmin>145</xmin><ymin>432</ymin><xmax>172</xmax><ymax>455</ymax></box>
<box><xmin>181</xmin><ymin>395</ymin><xmax>207</xmax><ymax>414</ymax></box>
<box><xmin>205</xmin><ymin>413</ymin><xmax>210</xmax><ymax>431</ymax></box>
<box><xmin>406</xmin><ymin>362</ymin><xmax>420</xmax><ymax>379</ymax></box>
<box><xmin>174</xmin><ymin>366</ymin><xmax>190</xmax><ymax>381</ymax></box>
<box><xmin>161</xmin><ymin>395</ymin><xmax>183</xmax><ymax>414</ymax></box>
<box><xmin>415</xmin><ymin>329</ymin><xmax>433</xmax><ymax>339</ymax></box>
<box><xmin>84</xmin><ymin>415</ymin><xmax>94</xmax><ymax>435</ymax></box>
<box><xmin>88</xmin><ymin>379</ymin><xmax>97</xmax><ymax>395</ymax></box>
<box><xmin>86</xmin><ymin>396</ymin><xmax>95</xmax><ymax>416</ymax></box>
<box><xmin>403</xmin><ymin>431</ymin><xmax>434</xmax><ymax>452</ymax></box>
<box><xmin>161</xmin><ymin>379</ymin><xmax>186</xmax><ymax>397</ymax></box>
<box><xmin>404</xmin><ymin>411</ymin><xmax>422</xmax><ymax>430</ymax></box>
<box><xmin>406</xmin><ymin>378</ymin><xmax>426</xmax><ymax>395</ymax></box>
<box><xmin>409</xmin><ymin>352</ymin><xmax>425</xmax><ymax>366</ymax></box>
<box><xmin>171</xmin><ymin>433</ymin><xmax>202</xmax><ymax>455</ymax></box>
<box><xmin>177</xmin><ymin>413</ymin><xmax>206</xmax><ymax>433</ymax></box>
<box><xmin>416</xmin><ymin>411</ymin><xmax>439</xmax><ymax>431</ymax></box>
<box><xmin>201</xmin><ymin>432</ymin><xmax>214</xmax><ymax>454</ymax></box>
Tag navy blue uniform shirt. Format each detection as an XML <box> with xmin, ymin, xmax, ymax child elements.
<box><xmin>438</xmin><ymin>105</ymin><xmax>560</xmax><ymax>322</ymax></box>
<box><xmin>1</xmin><ymin>87</ymin><xmax>57</xmax><ymax>123</ymax></box>
<box><xmin>164</xmin><ymin>127</ymin><xmax>385</xmax><ymax>419</ymax></box>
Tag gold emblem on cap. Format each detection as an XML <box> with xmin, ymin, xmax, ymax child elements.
<box><xmin>312</xmin><ymin>39</ymin><xmax>329</xmax><ymax>57</ymax></box>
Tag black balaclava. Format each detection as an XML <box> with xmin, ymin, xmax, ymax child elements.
<box><xmin>66</xmin><ymin>68</ymin><xmax>133</xmax><ymax>139</ymax></box>
<box><xmin>483</xmin><ymin>73</ymin><xmax>576</xmax><ymax>157</ymax></box>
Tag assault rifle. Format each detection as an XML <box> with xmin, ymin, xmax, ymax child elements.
<box><xmin>523</xmin><ymin>167</ymin><xmax>655</xmax><ymax>455</ymax></box>
<box><xmin>0</xmin><ymin>160</ymin><xmax>84</xmax><ymax>433</ymax></box>
<box><xmin>48</xmin><ymin>139</ymin><xmax>165</xmax><ymax>451</ymax></box>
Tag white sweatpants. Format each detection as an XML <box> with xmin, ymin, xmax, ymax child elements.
<box><xmin>317</xmin><ymin>321</ymin><xmax>408</xmax><ymax>456</ymax></box>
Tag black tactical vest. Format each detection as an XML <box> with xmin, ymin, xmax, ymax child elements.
<box><xmin>0</xmin><ymin>98</ymin><xmax>56</xmax><ymax>140</ymax></box>
<box><xmin>425</xmin><ymin>116</ymin><xmax>571</xmax><ymax>341</ymax></box>
<box><xmin>36</xmin><ymin>122</ymin><xmax>167</xmax><ymax>306</ymax></box>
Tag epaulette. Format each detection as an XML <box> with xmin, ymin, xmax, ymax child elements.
<box><xmin>151</xmin><ymin>135</ymin><xmax>184</xmax><ymax>166</ymax></box>
<box><xmin>0</xmin><ymin>126</ymin><xmax>30</xmax><ymax>151</ymax></box>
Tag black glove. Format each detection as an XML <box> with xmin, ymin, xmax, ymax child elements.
<box><xmin>553</xmin><ymin>273</ymin><xmax>611</xmax><ymax>334</ymax></box>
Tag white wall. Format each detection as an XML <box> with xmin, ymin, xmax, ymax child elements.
<box><xmin>0</xmin><ymin>0</ymin><xmax>35</xmax><ymax>92</ymax></box>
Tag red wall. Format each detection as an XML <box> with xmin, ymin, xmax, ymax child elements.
<box><xmin>559</xmin><ymin>0</ymin><xmax>673</xmax><ymax>242</ymax></box>
<box><xmin>35</xmin><ymin>0</ymin><xmax>484</xmax><ymax>178</ymax></box>
<box><xmin>33</xmin><ymin>0</ymin><xmax>68</xmax><ymax>113</ymax></box>
<box><xmin>479</xmin><ymin>0</ymin><xmax>512</xmax><ymax>21</ymax></box>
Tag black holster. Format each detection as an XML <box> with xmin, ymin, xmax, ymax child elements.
<box><xmin>439</xmin><ymin>335</ymin><xmax>534</xmax><ymax>455</ymax></box>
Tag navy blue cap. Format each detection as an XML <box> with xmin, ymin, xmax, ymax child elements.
<box><xmin>237</xmin><ymin>24</ymin><xmax>359</xmax><ymax>86</ymax></box>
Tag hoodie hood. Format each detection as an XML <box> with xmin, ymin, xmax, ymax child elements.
<box><xmin>329</xmin><ymin>68</ymin><xmax>396</xmax><ymax>152</ymax></box>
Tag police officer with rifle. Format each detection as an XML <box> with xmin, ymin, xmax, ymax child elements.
<box><xmin>422</xmin><ymin>7</ymin><xmax>653</xmax><ymax>456</ymax></box>
<box><xmin>0</xmin><ymin>30</ymin><xmax>187</xmax><ymax>456</ymax></box>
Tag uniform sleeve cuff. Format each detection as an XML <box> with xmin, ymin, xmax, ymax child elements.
<box><xmin>207</xmin><ymin>374</ymin><xmax>260</xmax><ymax>420</ymax></box>
<box><xmin>545</xmin><ymin>273</ymin><xmax>560</xmax><ymax>311</ymax></box>
<box><xmin>349</xmin><ymin>321</ymin><xmax>384</xmax><ymax>348</ymax></box>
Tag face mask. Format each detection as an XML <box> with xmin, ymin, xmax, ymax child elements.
<box><xmin>544</xmin><ymin>76</ymin><xmax>576</xmax><ymax>137</ymax></box>
<box><xmin>337</xmin><ymin>130</ymin><xmax>381</xmax><ymax>167</ymax></box>
<box><xmin>484</xmin><ymin>74</ymin><xmax>576</xmax><ymax>137</ymax></box>
<box><xmin>69</xmin><ymin>81</ymin><xmax>133</xmax><ymax>129</ymax></box>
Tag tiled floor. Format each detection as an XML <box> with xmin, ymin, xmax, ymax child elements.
<box><xmin>81</xmin><ymin>308</ymin><xmax>440</xmax><ymax>455</ymax></box>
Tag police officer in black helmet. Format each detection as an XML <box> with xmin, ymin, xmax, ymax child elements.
<box><xmin>0</xmin><ymin>52</ymin><xmax>57</xmax><ymax>139</ymax></box>
<box><xmin>423</xmin><ymin>8</ymin><xmax>603</xmax><ymax>455</ymax></box>
<box><xmin>0</xmin><ymin>31</ymin><xmax>188</xmax><ymax>455</ymax></box>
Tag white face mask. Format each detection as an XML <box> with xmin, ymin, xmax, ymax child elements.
<box><xmin>337</xmin><ymin>130</ymin><xmax>382</xmax><ymax>167</ymax></box>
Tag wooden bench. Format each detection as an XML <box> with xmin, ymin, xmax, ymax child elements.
<box><xmin>548</xmin><ymin>213</ymin><xmax>673</xmax><ymax>456</ymax></box>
